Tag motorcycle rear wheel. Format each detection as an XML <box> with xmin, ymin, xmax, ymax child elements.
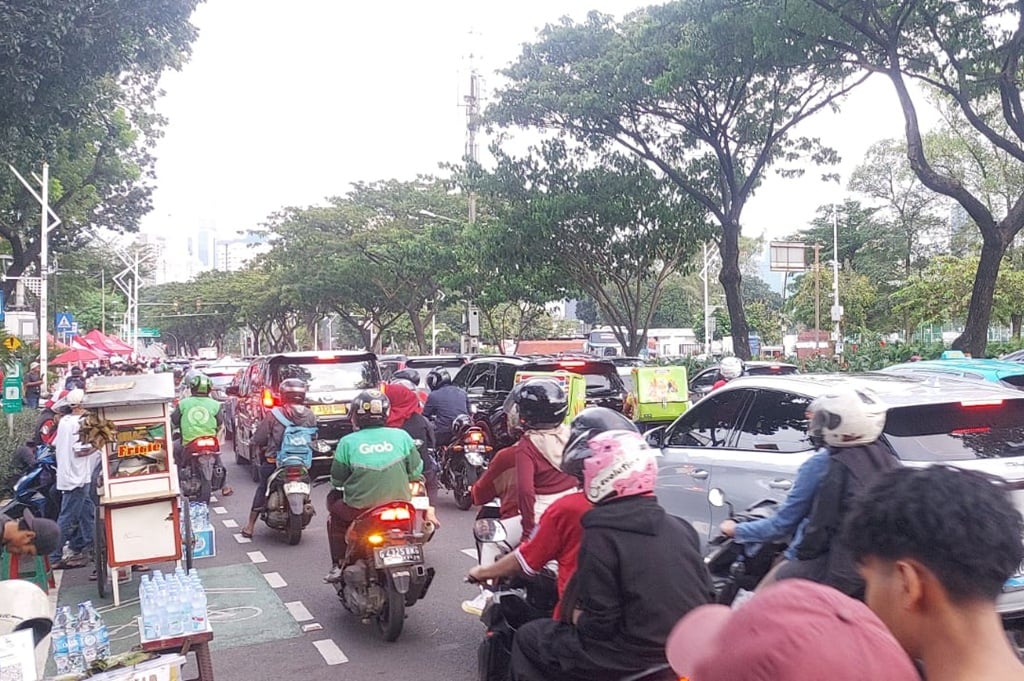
<box><xmin>455</xmin><ymin>466</ymin><xmax>477</xmax><ymax>511</ymax></box>
<box><xmin>378</xmin><ymin>584</ymin><xmax>406</xmax><ymax>642</ymax></box>
<box><xmin>286</xmin><ymin>512</ymin><xmax>302</xmax><ymax>545</ymax></box>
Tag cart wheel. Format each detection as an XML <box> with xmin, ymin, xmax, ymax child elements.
<box><xmin>182</xmin><ymin>499</ymin><xmax>194</xmax><ymax>572</ymax></box>
<box><xmin>95</xmin><ymin>507</ymin><xmax>108</xmax><ymax>599</ymax></box>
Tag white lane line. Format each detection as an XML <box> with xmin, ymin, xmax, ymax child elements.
<box><xmin>222</xmin><ymin>519</ymin><xmax>238</xmax><ymax>528</ymax></box>
<box><xmin>263</xmin><ymin>572</ymin><xmax>287</xmax><ymax>588</ymax></box>
<box><xmin>233</xmin><ymin>533</ymin><xmax>252</xmax><ymax>544</ymax></box>
<box><xmin>285</xmin><ymin>601</ymin><xmax>314</xmax><ymax>622</ymax></box>
<box><xmin>247</xmin><ymin>551</ymin><xmax>267</xmax><ymax>564</ymax></box>
<box><xmin>213</xmin><ymin>506</ymin><xmax>228</xmax><ymax>515</ymax></box>
<box><xmin>209</xmin><ymin>495</ymin><xmax>218</xmax><ymax>503</ymax></box>
<box><xmin>460</xmin><ymin>548</ymin><xmax>478</xmax><ymax>559</ymax></box>
<box><xmin>313</xmin><ymin>639</ymin><xmax>348</xmax><ymax>665</ymax></box>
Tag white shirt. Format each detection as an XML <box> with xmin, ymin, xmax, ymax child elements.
<box><xmin>54</xmin><ymin>414</ymin><xmax>100</xmax><ymax>491</ymax></box>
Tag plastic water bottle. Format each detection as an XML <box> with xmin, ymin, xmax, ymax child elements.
<box><xmin>140</xmin><ymin>586</ymin><xmax>159</xmax><ymax>640</ymax></box>
<box><xmin>51</xmin><ymin>607</ymin><xmax>72</xmax><ymax>675</ymax></box>
<box><xmin>165</xmin><ymin>588</ymin><xmax>184</xmax><ymax>636</ymax></box>
<box><xmin>65</xmin><ymin>610</ymin><xmax>85</xmax><ymax>673</ymax></box>
<box><xmin>84</xmin><ymin>601</ymin><xmax>110</xmax><ymax>660</ymax></box>
<box><xmin>77</xmin><ymin>602</ymin><xmax>98</xmax><ymax>664</ymax></box>
<box><xmin>190</xmin><ymin>586</ymin><xmax>207</xmax><ymax>632</ymax></box>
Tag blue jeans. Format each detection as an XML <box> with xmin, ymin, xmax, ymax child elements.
<box><xmin>52</xmin><ymin>486</ymin><xmax>95</xmax><ymax>562</ymax></box>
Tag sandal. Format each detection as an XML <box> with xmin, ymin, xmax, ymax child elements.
<box><xmin>221</xmin><ymin>487</ymin><xmax>234</xmax><ymax>497</ymax></box>
<box><xmin>240</xmin><ymin>529</ymin><xmax>253</xmax><ymax>539</ymax></box>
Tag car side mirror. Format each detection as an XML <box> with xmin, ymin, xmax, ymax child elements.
<box><xmin>645</xmin><ymin>426</ymin><xmax>666</xmax><ymax>448</ymax></box>
<box><xmin>225</xmin><ymin>385</ymin><xmax>239</xmax><ymax>396</ymax></box>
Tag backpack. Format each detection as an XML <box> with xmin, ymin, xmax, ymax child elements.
<box><xmin>271</xmin><ymin>408</ymin><xmax>318</xmax><ymax>468</ymax></box>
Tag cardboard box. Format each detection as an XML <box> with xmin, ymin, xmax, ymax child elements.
<box><xmin>632</xmin><ymin>366</ymin><xmax>689</xmax><ymax>423</ymax></box>
<box><xmin>513</xmin><ymin>371</ymin><xmax>587</xmax><ymax>424</ymax></box>
<box><xmin>191</xmin><ymin>528</ymin><xmax>216</xmax><ymax>559</ymax></box>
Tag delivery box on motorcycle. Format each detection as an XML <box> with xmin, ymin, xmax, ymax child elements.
<box><xmin>512</xmin><ymin>371</ymin><xmax>586</xmax><ymax>425</ymax></box>
<box><xmin>631</xmin><ymin>366</ymin><xmax>689</xmax><ymax>423</ymax></box>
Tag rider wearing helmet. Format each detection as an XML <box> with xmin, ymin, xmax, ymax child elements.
<box><xmin>781</xmin><ymin>385</ymin><xmax>896</xmax><ymax>597</ymax></box>
<box><xmin>712</xmin><ymin>356</ymin><xmax>744</xmax><ymax>391</ymax></box>
<box><xmin>324</xmin><ymin>388</ymin><xmax>423</xmax><ymax>583</ymax></box>
<box><xmin>509</xmin><ymin>426</ymin><xmax>712</xmax><ymax>681</ymax></box>
<box><xmin>391</xmin><ymin>368</ymin><xmax>430</xmax><ymax>405</ymax></box>
<box><xmin>171</xmin><ymin>374</ymin><xmax>232</xmax><ymax>497</ymax></box>
<box><xmin>423</xmin><ymin>368</ymin><xmax>471</xmax><ymax>447</ymax></box>
<box><xmin>240</xmin><ymin>378</ymin><xmax>317</xmax><ymax>539</ymax></box>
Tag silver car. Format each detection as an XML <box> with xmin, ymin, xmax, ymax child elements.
<box><xmin>648</xmin><ymin>372</ymin><xmax>1024</xmax><ymax>621</ymax></box>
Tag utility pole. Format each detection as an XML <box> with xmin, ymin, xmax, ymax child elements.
<box><xmin>832</xmin><ymin>203</ymin><xmax>843</xmax><ymax>356</ymax></box>
<box><xmin>813</xmin><ymin>243</ymin><xmax>821</xmax><ymax>357</ymax></box>
<box><xmin>462</xmin><ymin>50</ymin><xmax>482</xmax><ymax>353</ymax></box>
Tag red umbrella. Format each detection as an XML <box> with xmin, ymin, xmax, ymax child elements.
<box><xmin>51</xmin><ymin>347</ymin><xmax>103</xmax><ymax>365</ymax></box>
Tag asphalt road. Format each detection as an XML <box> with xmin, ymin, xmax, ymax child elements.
<box><xmin>57</xmin><ymin>443</ymin><xmax>485</xmax><ymax>681</ymax></box>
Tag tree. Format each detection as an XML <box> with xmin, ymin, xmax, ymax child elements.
<box><xmin>788</xmin><ymin>267</ymin><xmax>879</xmax><ymax>334</ymax></box>
<box><xmin>799</xmin><ymin>0</ymin><xmax>1024</xmax><ymax>356</ymax></box>
<box><xmin>477</xmin><ymin>146</ymin><xmax>709</xmax><ymax>355</ymax></box>
<box><xmin>488</xmin><ymin>0</ymin><xmax>865</xmax><ymax>358</ymax></box>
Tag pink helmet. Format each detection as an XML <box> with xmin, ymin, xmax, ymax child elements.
<box><xmin>581</xmin><ymin>430</ymin><xmax>658</xmax><ymax>504</ymax></box>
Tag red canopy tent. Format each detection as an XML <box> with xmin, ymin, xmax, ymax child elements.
<box><xmin>71</xmin><ymin>334</ymin><xmax>111</xmax><ymax>358</ymax></box>
<box><xmin>103</xmin><ymin>334</ymin><xmax>135</xmax><ymax>355</ymax></box>
<box><xmin>82</xmin><ymin>329</ymin><xmax>121</xmax><ymax>355</ymax></box>
<box><xmin>51</xmin><ymin>347</ymin><xmax>103</xmax><ymax>365</ymax></box>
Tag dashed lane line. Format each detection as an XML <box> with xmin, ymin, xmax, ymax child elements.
<box><xmin>285</xmin><ymin>601</ymin><xmax>314</xmax><ymax>622</ymax></box>
<box><xmin>263</xmin><ymin>572</ymin><xmax>287</xmax><ymax>588</ymax></box>
<box><xmin>233</xmin><ymin>533</ymin><xmax>252</xmax><ymax>544</ymax></box>
<box><xmin>213</xmin><ymin>506</ymin><xmax>228</xmax><ymax>515</ymax></box>
<box><xmin>247</xmin><ymin>550</ymin><xmax>268</xmax><ymax>564</ymax></box>
<box><xmin>222</xmin><ymin>519</ymin><xmax>238</xmax><ymax>528</ymax></box>
<box><xmin>313</xmin><ymin>639</ymin><xmax>349</xmax><ymax>665</ymax></box>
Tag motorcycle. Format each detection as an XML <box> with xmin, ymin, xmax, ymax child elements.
<box><xmin>471</xmin><ymin>518</ymin><xmax>675</xmax><ymax>681</ymax></box>
<box><xmin>260</xmin><ymin>461</ymin><xmax>315</xmax><ymax>545</ymax></box>
<box><xmin>178</xmin><ymin>436</ymin><xmax>225</xmax><ymax>506</ymax></box>
<box><xmin>705</xmin><ymin>488</ymin><xmax>785</xmax><ymax>605</ymax></box>
<box><xmin>439</xmin><ymin>418</ymin><xmax>493</xmax><ymax>511</ymax></box>
<box><xmin>331</xmin><ymin>484</ymin><xmax>435</xmax><ymax>641</ymax></box>
<box><xmin>1</xmin><ymin>446</ymin><xmax>60</xmax><ymax>520</ymax></box>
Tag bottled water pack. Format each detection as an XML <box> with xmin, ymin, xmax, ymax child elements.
<box><xmin>139</xmin><ymin>568</ymin><xmax>209</xmax><ymax>641</ymax></box>
<box><xmin>51</xmin><ymin>600</ymin><xmax>109</xmax><ymax>674</ymax></box>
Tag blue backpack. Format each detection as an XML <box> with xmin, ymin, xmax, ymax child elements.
<box><xmin>271</xmin><ymin>408</ymin><xmax>318</xmax><ymax>468</ymax></box>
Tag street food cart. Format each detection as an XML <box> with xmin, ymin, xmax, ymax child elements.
<box><xmin>85</xmin><ymin>374</ymin><xmax>192</xmax><ymax>605</ymax></box>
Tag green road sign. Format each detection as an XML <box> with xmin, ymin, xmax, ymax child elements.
<box><xmin>138</xmin><ymin>327</ymin><xmax>161</xmax><ymax>338</ymax></box>
<box><xmin>3</xmin><ymin>377</ymin><xmax>22</xmax><ymax>413</ymax></box>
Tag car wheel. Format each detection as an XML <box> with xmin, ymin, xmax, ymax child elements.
<box><xmin>234</xmin><ymin>424</ymin><xmax>246</xmax><ymax>464</ymax></box>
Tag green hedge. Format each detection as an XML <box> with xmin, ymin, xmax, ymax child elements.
<box><xmin>0</xmin><ymin>411</ymin><xmax>42</xmax><ymax>496</ymax></box>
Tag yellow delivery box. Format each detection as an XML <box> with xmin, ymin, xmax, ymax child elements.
<box><xmin>513</xmin><ymin>370</ymin><xmax>587</xmax><ymax>424</ymax></box>
<box><xmin>631</xmin><ymin>365</ymin><xmax>689</xmax><ymax>423</ymax></box>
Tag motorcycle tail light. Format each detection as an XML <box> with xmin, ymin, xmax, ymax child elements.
<box><xmin>466</xmin><ymin>430</ymin><xmax>485</xmax><ymax>445</ymax></box>
<box><xmin>379</xmin><ymin>507</ymin><xmax>412</xmax><ymax>522</ymax></box>
<box><xmin>367</xmin><ymin>533</ymin><xmax>385</xmax><ymax>545</ymax></box>
<box><xmin>286</xmin><ymin>466</ymin><xmax>303</xmax><ymax>481</ymax></box>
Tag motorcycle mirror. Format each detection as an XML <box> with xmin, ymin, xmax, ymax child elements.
<box><xmin>473</xmin><ymin>518</ymin><xmax>507</xmax><ymax>544</ymax></box>
<box><xmin>708</xmin><ymin>488</ymin><xmax>727</xmax><ymax>508</ymax></box>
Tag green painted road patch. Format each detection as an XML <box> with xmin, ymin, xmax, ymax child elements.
<box><xmin>55</xmin><ymin>563</ymin><xmax>302</xmax><ymax>657</ymax></box>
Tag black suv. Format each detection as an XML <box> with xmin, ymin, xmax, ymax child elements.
<box><xmin>230</xmin><ymin>351</ymin><xmax>381</xmax><ymax>479</ymax></box>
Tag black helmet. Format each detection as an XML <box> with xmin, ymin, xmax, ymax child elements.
<box><xmin>425</xmin><ymin>368</ymin><xmax>452</xmax><ymax>391</ymax></box>
<box><xmin>391</xmin><ymin>369</ymin><xmax>421</xmax><ymax>386</ymax></box>
<box><xmin>352</xmin><ymin>389</ymin><xmax>390</xmax><ymax>428</ymax></box>
<box><xmin>280</xmin><ymin>378</ymin><xmax>308</xmax><ymax>404</ymax></box>
<box><xmin>452</xmin><ymin>414</ymin><xmax>473</xmax><ymax>435</ymax></box>
<box><xmin>504</xmin><ymin>378</ymin><xmax>568</xmax><ymax>431</ymax></box>
<box><xmin>560</xmin><ymin>407</ymin><xmax>639</xmax><ymax>483</ymax></box>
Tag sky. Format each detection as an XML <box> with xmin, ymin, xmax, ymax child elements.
<box><xmin>141</xmin><ymin>0</ymin><xmax>934</xmax><ymax>252</ymax></box>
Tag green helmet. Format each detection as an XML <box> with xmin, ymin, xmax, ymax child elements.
<box><xmin>189</xmin><ymin>374</ymin><xmax>212</xmax><ymax>395</ymax></box>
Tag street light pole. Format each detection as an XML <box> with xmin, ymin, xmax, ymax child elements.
<box><xmin>832</xmin><ymin>203</ymin><xmax>843</xmax><ymax>356</ymax></box>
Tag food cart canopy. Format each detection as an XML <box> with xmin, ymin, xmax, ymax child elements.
<box><xmin>82</xmin><ymin>373</ymin><xmax>176</xmax><ymax>408</ymax></box>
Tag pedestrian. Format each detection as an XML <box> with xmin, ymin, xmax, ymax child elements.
<box><xmin>843</xmin><ymin>466</ymin><xmax>1024</xmax><ymax>681</ymax></box>
<box><xmin>1</xmin><ymin>508</ymin><xmax>61</xmax><ymax>557</ymax></box>
<box><xmin>23</xmin><ymin>361</ymin><xmax>42</xmax><ymax>409</ymax></box>
<box><xmin>50</xmin><ymin>389</ymin><xmax>100</xmax><ymax>569</ymax></box>
<box><xmin>64</xmin><ymin>366</ymin><xmax>85</xmax><ymax>391</ymax></box>
<box><xmin>665</xmin><ymin>579</ymin><xmax>918</xmax><ymax>681</ymax></box>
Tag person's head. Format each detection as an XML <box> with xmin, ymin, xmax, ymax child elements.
<box><xmin>65</xmin><ymin>388</ymin><xmax>86</xmax><ymax>412</ymax></box>
<box><xmin>842</xmin><ymin>466</ymin><xmax>1024</xmax><ymax>657</ymax></box>
<box><xmin>391</xmin><ymin>369</ymin><xmax>421</xmax><ymax>387</ymax></box>
<box><xmin>189</xmin><ymin>374</ymin><xmax>212</xmax><ymax>396</ymax></box>
<box><xmin>279</xmin><ymin>378</ymin><xmax>308</xmax><ymax>405</ymax></box>
<box><xmin>351</xmin><ymin>389</ymin><xmax>390</xmax><ymax>429</ymax></box>
<box><xmin>719</xmin><ymin>356</ymin><xmax>744</xmax><ymax>380</ymax></box>
<box><xmin>666</xmin><ymin>580</ymin><xmax>918</xmax><ymax>681</ymax></box>
<box><xmin>3</xmin><ymin>510</ymin><xmax>61</xmax><ymax>557</ymax></box>
<box><xmin>807</xmin><ymin>385</ymin><xmax>886</xmax><ymax>449</ymax></box>
<box><xmin>561</xmin><ymin>409</ymin><xmax>654</xmax><ymax>504</ymax></box>
<box><xmin>70</xmin><ymin>366</ymin><xmax>83</xmax><ymax>378</ymax></box>
<box><xmin>384</xmin><ymin>382</ymin><xmax>421</xmax><ymax>428</ymax></box>
<box><xmin>503</xmin><ymin>378</ymin><xmax>567</xmax><ymax>433</ymax></box>
<box><xmin>425</xmin><ymin>367</ymin><xmax>451</xmax><ymax>392</ymax></box>
<box><xmin>30</xmin><ymin>361</ymin><xmax>38</xmax><ymax>372</ymax></box>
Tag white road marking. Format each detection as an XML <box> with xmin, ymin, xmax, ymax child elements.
<box><xmin>213</xmin><ymin>506</ymin><xmax>228</xmax><ymax>515</ymax></box>
<box><xmin>247</xmin><ymin>551</ymin><xmax>267</xmax><ymax>564</ymax></box>
<box><xmin>263</xmin><ymin>572</ymin><xmax>287</xmax><ymax>588</ymax></box>
<box><xmin>302</xmin><ymin>623</ymin><xmax>323</xmax><ymax>633</ymax></box>
<box><xmin>313</xmin><ymin>639</ymin><xmax>348</xmax><ymax>665</ymax></box>
<box><xmin>460</xmin><ymin>548</ymin><xmax>478</xmax><ymax>559</ymax></box>
<box><xmin>209</xmin><ymin>495</ymin><xmax>218</xmax><ymax>503</ymax></box>
<box><xmin>222</xmin><ymin>519</ymin><xmax>238</xmax><ymax>528</ymax></box>
<box><xmin>233</xmin><ymin>533</ymin><xmax>252</xmax><ymax>544</ymax></box>
<box><xmin>285</xmin><ymin>601</ymin><xmax>314</xmax><ymax>622</ymax></box>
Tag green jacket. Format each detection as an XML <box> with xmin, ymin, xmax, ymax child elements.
<box><xmin>331</xmin><ymin>426</ymin><xmax>423</xmax><ymax>509</ymax></box>
<box><xmin>176</xmin><ymin>396</ymin><xmax>221</xmax><ymax>444</ymax></box>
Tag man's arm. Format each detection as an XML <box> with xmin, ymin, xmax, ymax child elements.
<box><xmin>404</xmin><ymin>434</ymin><xmax>424</xmax><ymax>481</ymax></box>
<box><xmin>730</xmin><ymin>452</ymin><xmax>829</xmax><ymax>545</ymax></box>
<box><xmin>515</xmin><ymin>448</ymin><xmax>538</xmax><ymax>536</ymax></box>
<box><xmin>795</xmin><ymin>461</ymin><xmax>846</xmax><ymax>560</ymax></box>
<box><xmin>468</xmin><ymin>549</ymin><xmax>525</xmax><ymax>583</ymax></box>
<box><xmin>170</xmin><ymin>407</ymin><xmax>182</xmax><ymax>429</ymax></box>
<box><xmin>423</xmin><ymin>395</ymin><xmax>438</xmax><ymax>419</ymax></box>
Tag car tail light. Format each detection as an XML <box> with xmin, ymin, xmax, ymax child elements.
<box><xmin>558</xmin><ymin>360</ymin><xmax>586</xmax><ymax>368</ymax></box>
<box><xmin>285</xmin><ymin>466</ymin><xmax>304</xmax><ymax>481</ymax></box>
<box><xmin>194</xmin><ymin>436</ymin><xmax>218</xmax><ymax>449</ymax></box>
<box><xmin>960</xmin><ymin>399</ymin><xmax>1004</xmax><ymax>408</ymax></box>
<box><xmin>952</xmin><ymin>426</ymin><xmax>991</xmax><ymax>435</ymax></box>
<box><xmin>378</xmin><ymin>506</ymin><xmax>412</xmax><ymax>522</ymax></box>
<box><xmin>315</xmin><ymin>353</ymin><xmax>337</xmax><ymax>361</ymax></box>
<box><xmin>262</xmin><ymin>388</ymin><xmax>276</xmax><ymax>408</ymax></box>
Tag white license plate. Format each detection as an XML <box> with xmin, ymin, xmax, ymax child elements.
<box><xmin>411</xmin><ymin>496</ymin><xmax>430</xmax><ymax>510</ymax></box>
<box><xmin>283</xmin><ymin>481</ymin><xmax>310</xmax><ymax>495</ymax></box>
<box><xmin>375</xmin><ymin>544</ymin><xmax>423</xmax><ymax>567</ymax></box>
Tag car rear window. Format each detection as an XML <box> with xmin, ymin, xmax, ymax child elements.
<box><xmin>273</xmin><ymin>360</ymin><xmax>378</xmax><ymax>393</ymax></box>
<box><xmin>884</xmin><ymin>400</ymin><xmax>1024</xmax><ymax>461</ymax></box>
<box><xmin>1001</xmin><ymin>375</ymin><xmax>1024</xmax><ymax>389</ymax></box>
<box><xmin>748</xmin><ymin>365</ymin><xmax>798</xmax><ymax>376</ymax></box>
<box><xmin>524</xmin><ymin>362</ymin><xmax>623</xmax><ymax>395</ymax></box>
<box><xmin>406</xmin><ymin>358</ymin><xmax>464</xmax><ymax>368</ymax></box>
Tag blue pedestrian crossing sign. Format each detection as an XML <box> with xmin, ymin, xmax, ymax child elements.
<box><xmin>54</xmin><ymin>312</ymin><xmax>74</xmax><ymax>333</ymax></box>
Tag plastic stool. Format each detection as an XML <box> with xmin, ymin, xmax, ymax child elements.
<box><xmin>0</xmin><ymin>552</ymin><xmax>56</xmax><ymax>592</ymax></box>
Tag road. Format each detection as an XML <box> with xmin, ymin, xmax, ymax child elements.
<box><xmin>56</xmin><ymin>443</ymin><xmax>486</xmax><ymax>681</ymax></box>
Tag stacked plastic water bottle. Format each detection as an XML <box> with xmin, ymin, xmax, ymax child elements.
<box><xmin>185</xmin><ymin>502</ymin><xmax>211</xmax><ymax>532</ymax></box>
<box><xmin>51</xmin><ymin>601</ymin><xmax>109</xmax><ymax>674</ymax></box>
<box><xmin>139</xmin><ymin>568</ymin><xmax>208</xmax><ymax>641</ymax></box>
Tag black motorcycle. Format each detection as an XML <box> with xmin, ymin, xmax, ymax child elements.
<box><xmin>705</xmin><ymin>489</ymin><xmax>786</xmax><ymax>605</ymax></box>
<box><xmin>178</xmin><ymin>436</ymin><xmax>225</xmax><ymax>506</ymax></box>
<box><xmin>260</xmin><ymin>461</ymin><xmax>314</xmax><ymax>545</ymax></box>
<box><xmin>438</xmin><ymin>416</ymin><xmax>493</xmax><ymax>511</ymax></box>
<box><xmin>1</xmin><ymin>446</ymin><xmax>60</xmax><ymax>520</ymax></box>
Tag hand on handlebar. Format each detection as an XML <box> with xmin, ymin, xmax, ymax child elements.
<box><xmin>719</xmin><ymin>519</ymin><xmax>738</xmax><ymax>537</ymax></box>
<box><xmin>466</xmin><ymin>565</ymin><xmax>490</xmax><ymax>585</ymax></box>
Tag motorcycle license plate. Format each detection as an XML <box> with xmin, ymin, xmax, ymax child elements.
<box><xmin>464</xmin><ymin>444</ymin><xmax>484</xmax><ymax>453</ymax></box>
<box><xmin>311</xmin><ymin>404</ymin><xmax>347</xmax><ymax>416</ymax></box>
<box><xmin>283</xmin><ymin>481</ymin><xmax>310</xmax><ymax>495</ymax></box>
<box><xmin>411</xmin><ymin>496</ymin><xmax>430</xmax><ymax>510</ymax></box>
<box><xmin>374</xmin><ymin>544</ymin><xmax>423</xmax><ymax>568</ymax></box>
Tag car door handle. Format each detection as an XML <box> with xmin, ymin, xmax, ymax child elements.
<box><xmin>690</xmin><ymin>469</ymin><xmax>710</xmax><ymax>480</ymax></box>
<box><xmin>769</xmin><ymin>479</ymin><xmax>793</xmax><ymax>491</ymax></box>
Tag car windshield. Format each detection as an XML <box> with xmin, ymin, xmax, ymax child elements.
<box><xmin>884</xmin><ymin>400</ymin><xmax>1024</xmax><ymax>461</ymax></box>
<box><xmin>274</xmin><ymin>360</ymin><xmax>377</xmax><ymax>393</ymax></box>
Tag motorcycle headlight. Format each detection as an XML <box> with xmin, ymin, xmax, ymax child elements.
<box><xmin>312</xmin><ymin>439</ymin><xmax>333</xmax><ymax>453</ymax></box>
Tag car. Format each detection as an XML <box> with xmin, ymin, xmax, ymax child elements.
<box><xmin>879</xmin><ymin>358</ymin><xmax>1024</xmax><ymax>391</ymax></box>
<box><xmin>403</xmin><ymin>355</ymin><xmax>470</xmax><ymax>387</ymax></box>
<box><xmin>1003</xmin><ymin>348</ymin><xmax>1024</xmax><ymax>362</ymax></box>
<box><xmin>647</xmin><ymin>371</ymin><xmax>1024</xmax><ymax>618</ymax></box>
<box><xmin>608</xmin><ymin>356</ymin><xmax>647</xmax><ymax>394</ymax></box>
<box><xmin>204</xmin><ymin>360</ymin><xmax>250</xmax><ymax>400</ymax></box>
<box><xmin>377</xmin><ymin>354</ymin><xmax>408</xmax><ymax>381</ymax></box>
<box><xmin>688</xmin><ymin>360</ymin><xmax>799</xmax><ymax>402</ymax></box>
<box><xmin>230</xmin><ymin>350</ymin><xmax>382</xmax><ymax>478</ymax></box>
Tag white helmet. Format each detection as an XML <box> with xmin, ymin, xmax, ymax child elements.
<box><xmin>65</xmin><ymin>388</ymin><xmax>85</xmax><ymax>407</ymax></box>
<box><xmin>720</xmin><ymin>357</ymin><xmax>744</xmax><ymax>380</ymax></box>
<box><xmin>808</xmin><ymin>386</ymin><xmax>887</xmax><ymax>448</ymax></box>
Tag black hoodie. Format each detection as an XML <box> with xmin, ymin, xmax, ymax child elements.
<box><xmin>573</xmin><ymin>495</ymin><xmax>712</xmax><ymax>665</ymax></box>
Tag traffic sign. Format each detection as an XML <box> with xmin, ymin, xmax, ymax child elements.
<box><xmin>54</xmin><ymin>311</ymin><xmax>74</xmax><ymax>333</ymax></box>
<box><xmin>6</xmin><ymin>361</ymin><xmax>22</xmax><ymax>379</ymax></box>
<box><xmin>3</xmin><ymin>336</ymin><xmax>22</xmax><ymax>351</ymax></box>
<box><xmin>138</xmin><ymin>328</ymin><xmax>161</xmax><ymax>338</ymax></box>
<box><xmin>3</xmin><ymin>377</ymin><xmax>22</xmax><ymax>413</ymax></box>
